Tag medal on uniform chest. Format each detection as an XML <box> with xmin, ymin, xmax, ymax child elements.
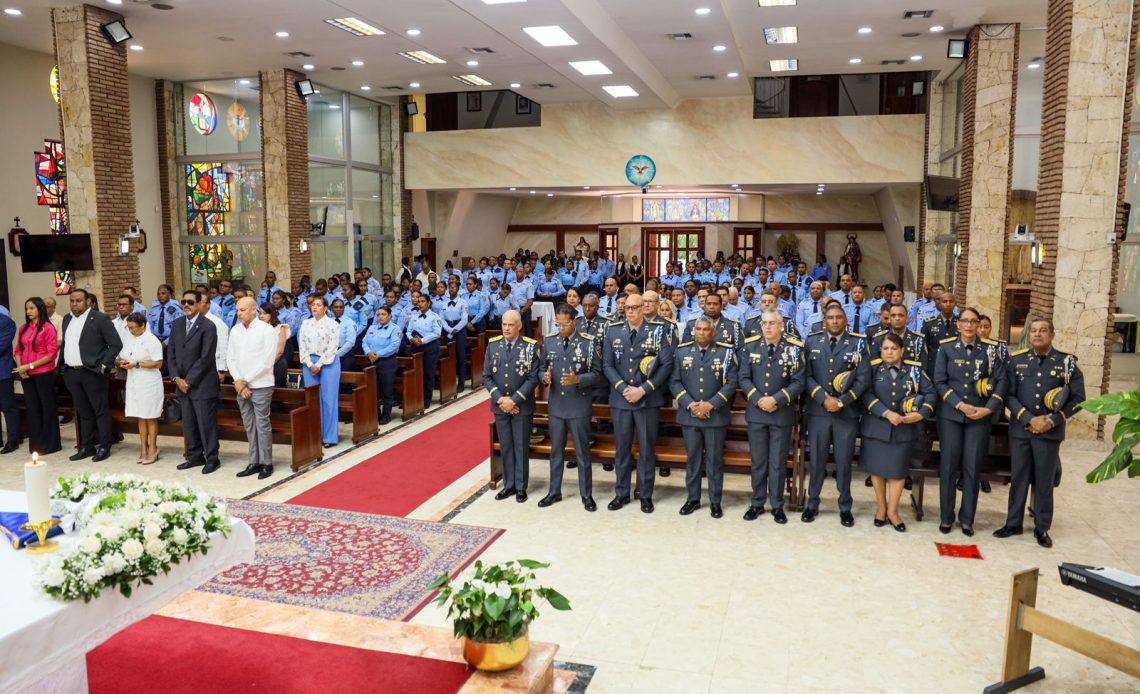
<box><xmin>492</xmin><ymin>352</ymin><xmax>499</xmax><ymax>374</ymax></box>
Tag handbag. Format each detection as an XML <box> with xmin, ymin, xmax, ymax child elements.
<box><xmin>163</xmin><ymin>397</ymin><xmax>182</xmax><ymax>424</ymax></box>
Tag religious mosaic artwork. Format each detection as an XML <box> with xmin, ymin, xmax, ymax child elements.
<box><xmin>186</xmin><ymin>162</ymin><xmax>241</xmax><ymax>282</ymax></box>
<box><xmin>226</xmin><ymin>101</ymin><xmax>250</xmax><ymax>141</ymax></box>
<box><xmin>642</xmin><ymin>197</ymin><xmax>731</xmax><ymax>223</ymax></box>
<box><xmin>188</xmin><ymin>92</ymin><xmax>218</xmax><ymax>136</ymax></box>
<box><xmin>49</xmin><ymin>65</ymin><xmax>60</xmax><ymax>104</ymax></box>
<box><xmin>33</xmin><ymin>140</ymin><xmax>71</xmax><ymax>293</ymax></box>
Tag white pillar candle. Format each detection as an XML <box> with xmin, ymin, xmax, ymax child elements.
<box><xmin>24</xmin><ymin>455</ymin><xmax>51</xmax><ymax>524</ymax></box>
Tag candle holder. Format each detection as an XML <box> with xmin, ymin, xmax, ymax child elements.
<box><xmin>20</xmin><ymin>518</ymin><xmax>61</xmax><ymax>554</ymax></box>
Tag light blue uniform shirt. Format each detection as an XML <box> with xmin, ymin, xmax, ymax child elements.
<box><xmin>460</xmin><ymin>289</ymin><xmax>489</xmax><ymax>325</ymax></box>
<box><xmin>362</xmin><ymin>320</ymin><xmax>402</xmax><ymax>358</ymax></box>
<box><xmin>844</xmin><ymin>301</ymin><xmax>876</xmax><ymax>334</ymax></box>
<box><xmin>587</xmin><ymin>269</ymin><xmax>605</xmax><ymax>287</ymax></box>
<box><xmin>257</xmin><ymin>285</ymin><xmax>285</xmax><ymax>308</ymax></box>
<box><xmin>536</xmin><ymin>278</ymin><xmax>565</xmax><ymax>300</ymax></box>
<box><xmin>440</xmin><ymin>296</ymin><xmax>469</xmax><ymax>338</ymax></box>
<box><xmin>336</xmin><ymin>318</ymin><xmax>357</xmax><ymax>359</ymax></box>
<box><xmin>147</xmin><ymin>300</ymin><xmax>184</xmax><ymax>342</ymax></box>
<box><xmin>795</xmin><ymin>296</ymin><xmax>825</xmax><ymax>338</ymax></box>
<box><xmin>344</xmin><ymin>295</ymin><xmax>373</xmax><ymax>333</ymax></box>
<box><xmin>405</xmin><ymin>309</ymin><xmax>442</xmax><ymax>344</ymax></box>
<box><xmin>278</xmin><ymin>306</ymin><xmax>302</xmax><ymax>337</ymax></box>
<box><xmin>509</xmin><ymin>279</ymin><xmax>535</xmax><ymax>310</ymax></box>
<box><xmin>210</xmin><ymin>295</ymin><xmax>237</xmax><ymax>326</ymax></box>
<box><xmin>490</xmin><ymin>293</ymin><xmax>516</xmax><ymax>319</ymax></box>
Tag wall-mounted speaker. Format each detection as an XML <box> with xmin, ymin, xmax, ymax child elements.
<box><xmin>903</xmin><ymin>225</ymin><xmax>916</xmax><ymax>242</ymax></box>
<box><xmin>410</xmin><ymin>221</ymin><xmax>420</xmax><ymax>241</ymax></box>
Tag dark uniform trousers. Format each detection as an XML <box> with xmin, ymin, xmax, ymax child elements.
<box><xmin>413</xmin><ymin>340</ymin><xmax>440</xmax><ymax>404</ymax></box>
<box><xmin>549</xmin><ymin>415</ymin><xmax>592</xmax><ymax>497</ymax></box>
<box><xmin>446</xmin><ymin>326</ymin><xmax>469</xmax><ymax>387</ymax></box>
<box><xmin>613</xmin><ymin>408</ymin><xmax>660</xmax><ymax>500</ymax></box>
<box><xmin>747</xmin><ymin>423</ymin><xmax>791</xmax><ymax>510</ymax></box>
<box><xmin>1007</xmin><ymin>436</ymin><xmax>1060</xmax><ymax>531</ymax></box>
<box><xmin>682</xmin><ymin>426</ymin><xmax>726</xmax><ymax>504</ymax></box>
<box><xmin>375</xmin><ymin>356</ymin><xmax>397</xmax><ymax>421</ymax></box>
<box><xmin>937</xmin><ymin>418</ymin><xmax>990</xmax><ymax>526</ymax></box>
<box><xmin>806</xmin><ymin>416</ymin><xmax>858</xmax><ymax>512</ymax></box>
<box><xmin>63</xmin><ymin>368</ymin><xmax>113</xmax><ymax>449</ymax></box>
<box><xmin>495</xmin><ymin>413</ymin><xmax>533</xmax><ymax>492</ymax></box>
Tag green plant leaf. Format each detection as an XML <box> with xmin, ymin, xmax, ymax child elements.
<box><xmin>515</xmin><ymin>559</ymin><xmax>549</xmax><ymax>569</ymax></box>
<box><xmin>543</xmin><ymin>588</ymin><xmax>572</xmax><ymax>611</ymax></box>
<box><xmin>1079</xmin><ymin>391</ymin><xmax>1134</xmax><ymax>415</ymax></box>
<box><xmin>427</xmin><ymin>573</ymin><xmax>450</xmax><ymax>591</ymax></box>
<box><xmin>484</xmin><ymin>594</ymin><xmax>506</xmax><ymax>621</ymax></box>
<box><xmin>1086</xmin><ymin>442</ymin><xmax>1133</xmax><ymax>483</ymax></box>
<box><xmin>1129</xmin><ymin>455</ymin><xmax>1140</xmax><ymax>478</ymax></box>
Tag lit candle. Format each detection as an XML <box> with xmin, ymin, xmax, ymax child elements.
<box><xmin>25</xmin><ymin>453</ymin><xmax>51</xmax><ymax>524</ymax></box>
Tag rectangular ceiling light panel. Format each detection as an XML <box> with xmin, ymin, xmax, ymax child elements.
<box><xmin>763</xmin><ymin>26</ymin><xmax>798</xmax><ymax>44</ymax></box>
<box><xmin>523</xmin><ymin>25</ymin><xmax>578</xmax><ymax>47</ymax></box>
<box><xmin>399</xmin><ymin>50</ymin><xmax>447</xmax><ymax>65</ymax></box>
<box><xmin>453</xmin><ymin>74</ymin><xmax>492</xmax><ymax>86</ymax></box>
<box><xmin>757</xmin><ymin>0</ymin><xmax>797</xmax><ymax>5</ymax></box>
<box><xmin>603</xmin><ymin>85</ymin><xmax>638</xmax><ymax>98</ymax></box>
<box><xmin>324</xmin><ymin>18</ymin><xmax>385</xmax><ymax>36</ymax></box>
<box><xmin>482</xmin><ymin>0</ymin><xmax>527</xmax><ymax>3</ymax></box>
<box><xmin>569</xmin><ymin>60</ymin><xmax>612</xmax><ymax>75</ymax></box>
<box><xmin>769</xmin><ymin>58</ymin><xmax>799</xmax><ymax>71</ymax></box>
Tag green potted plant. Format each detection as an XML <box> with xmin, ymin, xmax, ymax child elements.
<box><xmin>1077</xmin><ymin>389</ymin><xmax>1140</xmax><ymax>482</ymax></box>
<box><xmin>428</xmin><ymin>559</ymin><xmax>570</xmax><ymax>671</ymax></box>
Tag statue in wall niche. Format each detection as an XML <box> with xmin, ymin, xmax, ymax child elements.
<box><xmin>574</xmin><ymin>236</ymin><xmax>591</xmax><ymax>256</ymax></box>
<box><xmin>844</xmin><ymin>234</ymin><xmax>862</xmax><ymax>280</ymax></box>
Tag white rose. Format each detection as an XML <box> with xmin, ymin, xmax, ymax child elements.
<box><xmin>145</xmin><ymin>538</ymin><xmax>165</xmax><ymax>555</ymax></box>
<box><xmin>171</xmin><ymin>527</ymin><xmax>189</xmax><ymax>544</ymax></box>
<box><xmin>121</xmin><ymin>539</ymin><xmax>144</xmax><ymax>560</ymax></box>
<box><xmin>143</xmin><ymin>523</ymin><xmax>162</xmax><ymax>541</ymax></box>
<box><xmin>82</xmin><ymin>568</ymin><xmax>103</xmax><ymax>586</ymax></box>
<box><xmin>79</xmin><ymin>535</ymin><xmax>102</xmax><ymax>553</ymax></box>
<box><xmin>104</xmin><ymin>553</ymin><xmax>127</xmax><ymax>573</ymax></box>
<box><xmin>42</xmin><ymin>566</ymin><xmax>67</xmax><ymax>587</ymax></box>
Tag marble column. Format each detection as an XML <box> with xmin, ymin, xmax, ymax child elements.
<box><xmin>1031</xmin><ymin>0</ymin><xmax>1138</xmax><ymax>439</ymax></box>
<box><xmin>954</xmin><ymin>24</ymin><xmax>1019</xmax><ymax>333</ymax></box>
<box><xmin>260</xmin><ymin>69</ymin><xmax>311</xmax><ymax>290</ymax></box>
<box><xmin>52</xmin><ymin>4</ymin><xmax>141</xmax><ymax>301</ymax></box>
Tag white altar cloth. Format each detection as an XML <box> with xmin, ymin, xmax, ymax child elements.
<box><xmin>531</xmin><ymin>301</ymin><xmax>557</xmax><ymax>336</ymax></box>
<box><xmin>0</xmin><ymin>489</ymin><xmax>255</xmax><ymax>694</ymax></box>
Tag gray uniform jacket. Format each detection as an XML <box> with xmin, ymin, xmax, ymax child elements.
<box><xmin>602</xmin><ymin>319</ymin><xmax>675</xmax><ymax>410</ymax></box>
<box><xmin>933</xmin><ymin>336</ymin><xmax>1008</xmax><ymax>422</ymax></box>
<box><xmin>1006</xmin><ymin>348</ymin><xmax>1085</xmax><ymax>441</ymax></box>
<box><xmin>483</xmin><ymin>335</ymin><xmax>542</xmax><ymax>415</ymax></box>
<box><xmin>737</xmin><ymin>334</ymin><xmax>806</xmax><ymax>426</ymax></box>
<box><xmin>670</xmin><ymin>341</ymin><xmax>739</xmax><ymax>427</ymax></box>
<box><xmin>804</xmin><ymin>331</ymin><xmax>871</xmax><ymax>420</ymax></box>
<box><xmin>541</xmin><ymin>331</ymin><xmax>602</xmax><ymax>419</ymax></box>
<box><xmin>861</xmin><ymin>359</ymin><xmax>936</xmax><ymax>442</ymax></box>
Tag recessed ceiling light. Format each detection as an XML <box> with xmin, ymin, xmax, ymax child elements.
<box><xmin>695</xmin><ymin>7</ymin><xmax>711</xmax><ymax>15</ymax></box>
<box><xmin>910</xmin><ymin>55</ymin><xmax>922</xmax><ymax>61</ymax></box>
<box><xmin>523</xmin><ymin>25</ymin><xmax>578</xmax><ymax>47</ymax></box>
<box><xmin>129</xmin><ymin>44</ymin><xmax>143</xmax><ymax>51</ymax></box>
<box><xmin>409</xmin><ymin>81</ymin><xmax>420</xmax><ymax>88</ymax></box>
<box><xmin>106</xmin><ymin>0</ymin><xmax>122</xmax><ymax>4</ymax></box>
<box><xmin>360</xmin><ymin>85</ymin><xmax>371</xmax><ymax>91</ymax></box>
<box><xmin>858</xmin><ymin>27</ymin><xmax>872</xmax><ymax>34</ymax></box>
<box><xmin>275</xmin><ymin>30</ymin><xmax>289</xmax><ymax>38</ymax></box>
<box><xmin>583</xmin><ymin>186</ymin><xmax>591</xmax><ymax>189</ymax></box>
<box><xmin>510</xmin><ymin>82</ymin><xmax>521</xmax><ymax>88</ymax></box>
<box><xmin>352</xmin><ymin>60</ymin><xmax>364</xmax><ymax>67</ymax></box>
<box><xmin>929</xmin><ymin>25</ymin><xmax>944</xmax><ymax>32</ymax></box>
<box><xmin>769</xmin><ymin>58</ymin><xmax>798</xmax><ymax>72</ymax></box>
<box><xmin>453</xmin><ymin>74</ymin><xmax>492</xmax><ymax>86</ymax></box>
<box><xmin>547</xmin><ymin>193</ymin><xmax>554</xmax><ymax>197</ymax></box>
<box><xmin>238</xmin><ymin>78</ymin><xmax>251</xmax><ymax>85</ymax></box>
<box><xmin>529</xmin><ymin>190</ymin><xmax>536</xmax><ymax>194</ymax></box>
<box><xmin>602</xmin><ymin>85</ymin><xmax>639</xmax><ymax>98</ymax></box>
<box><xmin>399</xmin><ymin>50</ymin><xmax>446</xmax><ymax>65</ymax></box>
<box><xmin>763</xmin><ymin>26</ymin><xmax>798</xmax><ymax>44</ymax></box>
<box><xmin>713</xmin><ymin>44</ymin><xmax>727</xmax><ymax>52</ymax></box>
<box><xmin>406</xmin><ymin>29</ymin><xmax>421</xmax><ymax>36</ymax></box>
<box><xmin>569</xmin><ymin>60</ymin><xmax>612</xmax><ymax>75</ymax></box>
<box><xmin>727</xmin><ymin>71</ymin><xmax>739</xmax><ymax>78</ymax></box>
<box><xmin>466</xmin><ymin>59</ymin><xmax>479</xmax><ymax>67</ymax></box>
<box><xmin>849</xmin><ymin>57</ymin><xmax>862</xmax><ymax>64</ymax></box>
<box><xmin>816</xmin><ymin>191</ymin><xmax>823</xmax><ymax>195</ymax></box>
<box><xmin>4</xmin><ymin>7</ymin><xmax>21</xmax><ymax>14</ymax></box>
<box><xmin>509</xmin><ymin>187</ymin><xmax>517</xmax><ymax>191</ymax></box>
<box><xmin>324</xmin><ymin>17</ymin><xmax>385</xmax><ymax>36</ymax></box>
<box><xmin>1027</xmin><ymin>62</ymin><xmax>1041</xmax><ymax>69</ymax></box>
<box><xmin>302</xmin><ymin>64</ymin><xmax>315</xmax><ymax>70</ymax></box>
<box><xmin>757</xmin><ymin>0</ymin><xmax>796</xmax><ymax>5</ymax></box>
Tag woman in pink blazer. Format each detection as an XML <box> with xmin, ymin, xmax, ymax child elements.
<box><xmin>14</xmin><ymin>298</ymin><xmax>61</xmax><ymax>454</ymax></box>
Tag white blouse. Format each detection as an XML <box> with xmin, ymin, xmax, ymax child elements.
<box><xmin>298</xmin><ymin>315</ymin><xmax>340</xmax><ymax>366</ymax></box>
<box><xmin>118</xmin><ymin>329</ymin><xmax>163</xmax><ymax>367</ymax></box>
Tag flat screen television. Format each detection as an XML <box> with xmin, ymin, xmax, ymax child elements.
<box><xmin>20</xmin><ymin>234</ymin><xmax>95</xmax><ymax>272</ymax></box>
<box><xmin>925</xmin><ymin>175</ymin><xmax>960</xmax><ymax>212</ymax></box>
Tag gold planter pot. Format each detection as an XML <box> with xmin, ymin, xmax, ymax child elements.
<box><xmin>462</xmin><ymin>627</ymin><xmax>529</xmax><ymax>671</ymax></box>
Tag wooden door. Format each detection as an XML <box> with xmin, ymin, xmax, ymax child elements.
<box><xmin>419</xmin><ymin>237</ymin><xmax>437</xmax><ymax>273</ymax></box>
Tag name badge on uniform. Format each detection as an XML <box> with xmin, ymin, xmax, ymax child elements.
<box><xmin>682</xmin><ymin>356</ymin><xmax>694</xmax><ymax>369</ymax></box>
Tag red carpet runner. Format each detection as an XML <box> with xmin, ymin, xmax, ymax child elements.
<box><xmin>88</xmin><ymin>616</ymin><xmax>472</xmax><ymax>694</ymax></box>
<box><xmin>288</xmin><ymin>402</ymin><xmax>492</xmax><ymax>516</ymax></box>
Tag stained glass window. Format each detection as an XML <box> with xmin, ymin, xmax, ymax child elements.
<box><xmin>50</xmin><ymin>65</ymin><xmax>60</xmax><ymax>104</ymax></box>
<box><xmin>186</xmin><ymin>163</ymin><xmax>234</xmax><ymax>281</ymax></box>
<box><xmin>188</xmin><ymin>92</ymin><xmax>218</xmax><ymax>136</ymax></box>
<box><xmin>35</xmin><ymin>140</ymin><xmax>65</xmax><ymax>207</ymax></box>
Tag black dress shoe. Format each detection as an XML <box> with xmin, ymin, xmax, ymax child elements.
<box><xmin>257</xmin><ymin>465</ymin><xmax>274</xmax><ymax>480</ymax></box>
<box><xmin>659</xmin><ymin>467</ymin><xmax>670</xmax><ymax>477</ymax></box>
<box><xmin>904</xmin><ymin>476</ymin><xmax>913</xmax><ymax>490</ymax></box>
<box><xmin>60</xmin><ymin>415</ymin><xmax>73</xmax><ymax>424</ymax></box>
<box><xmin>566</xmin><ymin>461</ymin><xmax>578</xmax><ymax>469</ymax></box>
<box><xmin>516</xmin><ymin>491</ymin><xmax>528</xmax><ymax>503</ymax></box>
<box><xmin>537</xmin><ymin>494</ymin><xmax>562</xmax><ymax>508</ymax></box>
<box><xmin>993</xmin><ymin>526</ymin><xmax>1023</xmax><ymax>539</ymax></box>
<box><xmin>773</xmin><ymin>509</ymin><xmax>787</xmax><ymax>524</ymax></box>
<box><xmin>743</xmin><ymin>506</ymin><xmax>764</xmax><ymax>521</ymax></box>
<box><xmin>494</xmin><ymin>488</ymin><xmax>516</xmax><ymax>501</ymax></box>
<box><xmin>236</xmin><ymin>464</ymin><xmax>261</xmax><ymax>478</ymax></box>
<box><xmin>202</xmin><ymin>462</ymin><xmax>220</xmax><ymax>475</ymax></box>
<box><xmin>980</xmin><ymin>480</ymin><xmax>992</xmax><ymax>493</ymax></box>
<box><xmin>607</xmin><ymin>495</ymin><xmax>631</xmax><ymax>511</ymax></box>
<box><xmin>1</xmin><ymin>441</ymin><xmax>21</xmax><ymax>454</ymax></box>
<box><xmin>961</xmin><ymin>525</ymin><xmax>975</xmax><ymax>537</ymax></box>
<box><xmin>939</xmin><ymin>524</ymin><xmax>952</xmax><ymax>535</ymax></box>
<box><xmin>800</xmin><ymin>509</ymin><xmax>817</xmax><ymax>523</ymax></box>
<box><xmin>956</xmin><ymin>479</ymin><xmax>963</xmax><ymax>492</ymax></box>
<box><xmin>323</xmin><ymin>443</ymin><xmax>336</xmax><ymax>449</ymax></box>
<box><xmin>1035</xmin><ymin>530</ymin><xmax>1053</xmax><ymax>548</ymax></box>
<box><xmin>864</xmin><ymin>475</ymin><xmax>873</xmax><ymax>487</ymax></box>
<box><xmin>379</xmin><ymin>416</ymin><xmax>392</xmax><ymax>425</ymax></box>
<box><xmin>92</xmin><ymin>447</ymin><xmax>112</xmax><ymax>462</ymax></box>
<box><xmin>840</xmin><ymin>511</ymin><xmax>855</xmax><ymax>527</ymax></box>
<box><xmin>69</xmin><ymin>447</ymin><xmax>96</xmax><ymax>462</ymax></box>
<box><xmin>889</xmin><ymin>518</ymin><xmax>907</xmax><ymax>533</ymax></box>
<box><xmin>582</xmin><ymin>497</ymin><xmax>597</xmax><ymax>512</ymax></box>
<box><xmin>640</xmin><ymin>498</ymin><xmax>654</xmax><ymax>514</ymax></box>
<box><xmin>710</xmin><ymin>504</ymin><xmax>723</xmax><ymax>519</ymax></box>
<box><xmin>873</xmin><ymin>516</ymin><xmax>888</xmax><ymax>527</ymax></box>
<box><xmin>177</xmin><ymin>459</ymin><xmax>205</xmax><ymax>470</ymax></box>
<box><xmin>679</xmin><ymin>500</ymin><xmax>700</xmax><ymax>516</ymax></box>
<box><xmin>602</xmin><ymin>463</ymin><xmax>614</xmax><ymax>472</ymax></box>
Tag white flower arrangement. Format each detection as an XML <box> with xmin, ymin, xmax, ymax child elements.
<box><xmin>37</xmin><ymin>473</ymin><xmax>231</xmax><ymax>602</ymax></box>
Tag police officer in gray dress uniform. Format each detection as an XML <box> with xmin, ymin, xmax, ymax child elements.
<box><xmin>738</xmin><ymin>309</ymin><xmax>805</xmax><ymax>524</ymax></box>
<box><xmin>803</xmin><ymin>304</ymin><xmax>871</xmax><ymax>526</ymax></box>
<box><xmin>860</xmin><ymin>331</ymin><xmax>936</xmax><ymax>532</ymax></box>
<box><xmin>578</xmin><ymin>293</ymin><xmax>614</xmax><ymax>465</ymax></box>
<box><xmin>670</xmin><ymin>316</ymin><xmax>739</xmax><ymax>518</ymax></box>
<box><xmin>681</xmin><ymin>292</ymin><xmax>742</xmax><ymax>349</ymax></box>
<box><xmin>602</xmin><ymin>294</ymin><xmax>674</xmax><ymax>514</ymax></box>
<box><xmin>870</xmin><ymin>304</ymin><xmax>927</xmax><ymax>364</ymax></box>
<box><xmin>933</xmin><ymin>307</ymin><xmax>1007</xmax><ymax>536</ymax></box>
<box><xmin>744</xmin><ymin>290</ymin><xmax>800</xmax><ymax>340</ymax></box>
<box><xmin>484</xmin><ymin>310</ymin><xmax>542</xmax><ymax>503</ymax></box>
<box><xmin>921</xmin><ymin>293</ymin><xmax>959</xmax><ymax>375</ymax></box>
<box><xmin>539</xmin><ymin>305</ymin><xmax>602</xmax><ymax>512</ymax></box>
<box><xmin>994</xmin><ymin>318</ymin><xmax>1085</xmax><ymax>548</ymax></box>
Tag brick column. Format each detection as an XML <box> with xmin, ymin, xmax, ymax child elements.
<box><xmin>154</xmin><ymin>79</ymin><xmax>181</xmax><ymax>290</ymax></box>
<box><xmin>1031</xmin><ymin>0</ymin><xmax>1139</xmax><ymax>438</ymax></box>
<box><xmin>260</xmin><ymin>69</ymin><xmax>311</xmax><ymax>290</ymax></box>
<box><xmin>52</xmin><ymin>4</ymin><xmax>141</xmax><ymax>301</ymax></box>
<box><xmin>953</xmin><ymin>24</ymin><xmax>1019</xmax><ymax>334</ymax></box>
<box><xmin>399</xmin><ymin>95</ymin><xmax>414</xmax><ymax>261</ymax></box>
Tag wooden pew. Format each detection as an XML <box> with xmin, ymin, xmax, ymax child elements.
<box><xmin>437</xmin><ymin>343</ymin><xmax>458</xmax><ymax>403</ymax></box>
<box><xmin>350</xmin><ymin>352</ymin><xmax>424</xmax><ymax>421</ymax></box>
<box><xmin>290</xmin><ymin>365</ymin><xmax>378</xmax><ymax>444</ymax></box>
<box><xmin>906</xmin><ymin>421</ymin><xmax>1013</xmax><ymax>521</ymax></box>
<box><xmin>467</xmin><ymin>332</ymin><xmax>487</xmax><ymax>390</ymax></box>
<box><xmin>104</xmin><ymin>378</ymin><xmax>324</xmax><ymax>472</ymax></box>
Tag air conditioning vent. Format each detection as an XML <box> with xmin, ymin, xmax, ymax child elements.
<box><xmin>881</xmin><ymin>59</ymin><xmax>906</xmax><ymax>65</ymax></box>
<box><xmin>285</xmin><ymin>51</ymin><xmax>313</xmax><ymax>58</ymax></box>
<box><xmin>697</xmin><ymin>74</ymin><xmax>716</xmax><ymax>80</ymax></box>
<box><xmin>467</xmin><ymin>47</ymin><xmax>496</xmax><ymax>54</ymax></box>
<box><xmin>903</xmin><ymin>10</ymin><xmax>934</xmax><ymax>19</ymax></box>
<box><xmin>666</xmin><ymin>32</ymin><xmax>694</xmax><ymax>41</ymax></box>
<box><xmin>382</xmin><ymin>85</ymin><xmax>403</xmax><ymax>90</ymax></box>
<box><xmin>534</xmin><ymin>83</ymin><xmax>556</xmax><ymax>89</ymax></box>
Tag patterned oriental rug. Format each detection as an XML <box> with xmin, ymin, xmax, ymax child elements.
<box><xmin>201</xmin><ymin>500</ymin><xmax>503</xmax><ymax>621</ymax></box>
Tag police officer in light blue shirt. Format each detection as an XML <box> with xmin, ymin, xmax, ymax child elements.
<box><xmin>257</xmin><ymin>271</ymin><xmax>285</xmax><ymax>308</ymax></box>
<box><xmin>536</xmin><ymin>268</ymin><xmax>566</xmax><ymax>302</ymax></box>
<box><xmin>460</xmin><ymin>276</ymin><xmax>489</xmax><ymax>333</ymax></box>
<box><xmin>440</xmin><ymin>282</ymin><xmax>471</xmax><ymax>391</ymax></box>
<box><xmin>353</xmin><ymin>280</ymin><xmax>377</xmax><ymax>324</ymax></box>
<box><xmin>272</xmin><ymin>291</ymin><xmax>302</xmax><ymax>340</ymax></box>
<box><xmin>586</xmin><ymin>263</ymin><xmax>606</xmax><ymax>294</ymax></box>
<box><xmin>329</xmin><ymin>299</ymin><xmax>359</xmax><ymax>373</ymax></box>
<box><xmin>430</xmin><ymin>283</ymin><xmax>450</xmax><ymax>314</ymax></box>
<box><xmin>843</xmin><ymin>286</ymin><xmax>876</xmax><ymax>335</ymax></box>
<box><xmin>488</xmin><ymin>258</ymin><xmax>506</xmax><ymax>285</ymax></box>
<box><xmin>794</xmin><ymin>282</ymin><xmax>826</xmax><ymax>338</ymax></box>
<box><xmin>908</xmin><ymin>282</ymin><xmax>936</xmax><ymax>331</ymax></box>
<box><xmin>406</xmin><ymin>293</ymin><xmax>443</xmax><ymax>404</ymax></box>
<box><xmin>508</xmin><ymin>269</ymin><xmax>536</xmax><ymax>338</ymax></box>
<box><xmin>147</xmin><ymin>284</ymin><xmax>184</xmax><ymax>344</ymax></box>
<box><xmin>210</xmin><ymin>279</ymin><xmax>237</xmax><ymax>326</ymax></box>
<box><xmin>489</xmin><ymin>285</ymin><xmax>516</xmax><ymax>329</ymax></box>
<box><xmin>710</xmin><ymin>260</ymin><xmax>731</xmax><ymax>287</ymax></box>
<box><xmin>363</xmin><ymin>305</ymin><xmax>403</xmax><ymax>424</ymax></box>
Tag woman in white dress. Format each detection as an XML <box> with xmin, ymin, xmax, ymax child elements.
<box><xmin>115</xmin><ymin>313</ymin><xmax>165</xmax><ymax>464</ymax></box>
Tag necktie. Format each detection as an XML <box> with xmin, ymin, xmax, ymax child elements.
<box><xmin>564</xmin><ymin>337</ymin><xmax>570</xmax><ymax>351</ymax></box>
<box><xmin>701</xmin><ymin>348</ymin><xmax>707</xmax><ymax>358</ymax></box>
<box><xmin>830</xmin><ymin>336</ymin><xmax>837</xmax><ymax>349</ymax></box>
<box><xmin>854</xmin><ymin>310</ymin><xmax>861</xmax><ymax>333</ymax></box>
<box><xmin>845</xmin><ymin>294</ymin><xmax>850</xmax><ymax>305</ymax></box>
<box><xmin>1038</xmin><ymin>354</ymin><xmax>1047</xmax><ymax>365</ymax></box>
<box><xmin>506</xmin><ymin>341</ymin><xmax>513</xmax><ymax>355</ymax></box>
<box><xmin>889</xmin><ymin>365</ymin><xmax>899</xmax><ymax>380</ymax></box>
<box><xmin>813</xmin><ymin>300</ymin><xmax>819</xmax><ymax>313</ymax></box>
<box><xmin>630</xmin><ymin>329</ymin><xmax>638</xmax><ymax>342</ymax></box>
<box><xmin>158</xmin><ymin>305</ymin><xmax>166</xmax><ymax>335</ymax></box>
<box><xmin>767</xmin><ymin>344</ymin><xmax>775</xmax><ymax>358</ymax></box>
<box><xmin>966</xmin><ymin>343</ymin><xmax>974</xmax><ymax>355</ymax></box>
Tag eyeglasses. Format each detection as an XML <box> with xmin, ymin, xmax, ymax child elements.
<box><xmin>181</xmin><ymin>299</ymin><xmax>197</xmax><ymax>306</ymax></box>
<box><xmin>554</xmin><ymin>322</ymin><xmax>574</xmax><ymax>328</ymax></box>
<box><xmin>958</xmin><ymin>318</ymin><xmax>979</xmax><ymax>325</ymax></box>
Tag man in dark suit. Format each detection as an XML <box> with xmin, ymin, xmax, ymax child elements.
<box><xmin>58</xmin><ymin>289</ymin><xmax>122</xmax><ymax>461</ymax></box>
<box><xmin>167</xmin><ymin>290</ymin><xmax>222</xmax><ymax>474</ymax></box>
<box><xmin>0</xmin><ymin>309</ymin><xmax>20</xmax><ymax>453</ymax></box>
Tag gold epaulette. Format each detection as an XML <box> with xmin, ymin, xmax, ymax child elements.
<box><xmin>716</xmin><ymin>341</ymin><xmax>732</xmax><ymax>348</ymax></box>
<box><xmin>488</xmin><ymin>335</ymin><xmax>503</xmax><ymax>342</ymax></box>
<box><xmin>940</xmin><ymin>336</ymin><xmax>957</xmax><ymax>344</ymax></box>
<box><xmin>872</xmin><ymin>328</ymin><xmax>888</xmax><ymax>337</ymax></box>
<box><xmin>1010</xmin><ymin>347</ymin><xmax>1030</xmax><ymax>357</ymax></box>
<box><xmin>980</xmin><ymin>337</ymin><xmax>999</xmax><ymax>346</ymax></box>
<box><xmin>903</xmin><ymin>359</ymin><xmax>922</xmax><ymax>367</ymax></box>
<box><xmin>870</xmin><ymin>358</ymin><xmax>883</xmax><ymax>365</ymax></box>
<box><xmin>744</xmin><ymin>335</ymin><xmax>762</xmax><ymax>343</ymax></box>
<box><xmin>545</xmin><ymin>332</ymin><xmax>560</xmax><ymax>340</ymax></box>
<box><xmin>580</xmin><ymin>333</ymin><xmax>595</xmax><ymax>340</ymax></box>
<box><xmin>849</xmin><ymin>332</ymin><xmax>866</xmax><ymax>339</ymax></box>
<box><xmin>785</xmin><ymin>336</ymin><xmax>803</xmax><ymax>347</ymax></box>
<box><xmin>522</xmin><ymin>336</ymin><xmax>537</xmax><ymax>344</ymax></box>
<box><xmin>924</xmin><ymin>315</ymin><xmax>937</xmax><ymax>323</ymax></box>
<box><xmin>678</xmin><ymin>341</ymin><xmax>694</xmax><ymax>348</ymax></box>
<box><xmin>807</xmin><ymin>330</ymin><xmax>823</xmax><ymax>337</ymax></box>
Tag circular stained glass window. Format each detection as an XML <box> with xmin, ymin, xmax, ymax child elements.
<box><xmin>188</xmin><ymin>92</ymin><xmax>217</xmax><ymax>135</ymax></box>
<box><xmin>50</xmin><ymin>66</ymin><xmax>60</xmax><ymax>104</ymax></box>
<box><xmin>227</xmin><ymin>102</ymin><xmax>250</xmax><ymax>141</ymax></box>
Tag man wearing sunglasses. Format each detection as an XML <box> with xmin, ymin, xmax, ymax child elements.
<box><xmin>167</xmin><ymin>290</ymin><xmax>222</xmax><ymax>474</ymax></box>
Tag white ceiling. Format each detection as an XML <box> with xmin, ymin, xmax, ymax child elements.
<box><xmin>0</xmin><ymin>0</ymin><xmax>1046</xmax><ymax>109</ymax></box>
